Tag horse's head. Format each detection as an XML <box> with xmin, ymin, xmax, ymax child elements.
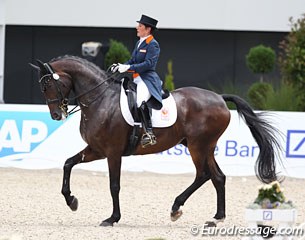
<box><xmin>30</xmin><ymin>59</ymin><xmax>72</xmax><ymax>120</ymax></box>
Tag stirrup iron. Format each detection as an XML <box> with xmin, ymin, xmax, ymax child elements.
<box><xmin>141</xmin><ymin>132</ymin><xmax>157</xmax><ymax>148</ymax></box>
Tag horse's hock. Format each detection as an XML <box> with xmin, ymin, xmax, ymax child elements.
<box><xmin>243</xmin><ymin>208</ymin><xmax>298</xmax><ymax>240</ymax></box>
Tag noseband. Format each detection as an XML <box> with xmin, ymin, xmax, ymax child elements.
<box><xmin>39</xmin><ymin>63</ymin><xmax>69</xmax><ymax>117</ymax></box>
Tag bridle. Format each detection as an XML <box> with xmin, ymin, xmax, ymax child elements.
<box><xmin>39</xmin><ymin>63</ymin><xmax>69</xmax><ymax>117</ymax></box>
<box><xmin>39</xmin><ymin>62</ymin><xmax>120</xmax><ymax>117</ymax></box>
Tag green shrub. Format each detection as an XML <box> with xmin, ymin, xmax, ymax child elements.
<box><xmin>278</xmin><ymin>14</ymin><xmax>305</xmax><ymax>110</ymax></box>
<box><xmin>265</xmin><ymin>81</ymin><xmax>299</xmax><ymax>111</ymax></box>
<box><xmin>208</xmin><ymin>80</ymin><xmax>247</xmax><ymax>110</ymax></box>
<box><xmin>246</xmin><ymin>45</ymin><xmax>276</xmax><ymax>82</ymax></box>
<box><xmin>248</xmin><ymin>82</ymin><xmax>274</xmax><ymax>110</ymax></box>
<box><xmin>104</xmin><ymin>39</ymin><xmax>131</xmax><ymax>69</ymax></box>
<box><xmin>164</xmin><ymin>60</ymin><xmax>175</xmax><ymax>91</ymax></box>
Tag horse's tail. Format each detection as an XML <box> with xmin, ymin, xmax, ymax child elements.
<box><xmin>222</xmin><ymin>94</ymin><xmax>281</xmax><ymax>183</ymax></box>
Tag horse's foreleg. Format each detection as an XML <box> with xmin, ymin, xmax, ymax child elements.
<box><xmin>61</xmin><ymin>145</ymin><xmax>100</xmax><ymax>211</ymax></box>
<box><xmin>100</xmin><ymin>156</ymin><xmax>122</xmax><ymax>227</ymax></box>
<box><xmin>61</xmin><ymin>153</ymin><xmax>82</xmax><ymax>211</ymax></box>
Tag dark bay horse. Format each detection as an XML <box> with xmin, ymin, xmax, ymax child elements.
<box><xmin>31</xmin><ymin>55</ymin><xmax>281</xmax><ymax>227</ymax></box>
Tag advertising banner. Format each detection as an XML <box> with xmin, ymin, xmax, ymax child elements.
<box><xmin>1</xmin><ymin>104</ymin><xmax>305</xmax><ymax>178</ymax></box>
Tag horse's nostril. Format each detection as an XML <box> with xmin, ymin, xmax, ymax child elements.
<box><xmin>52</xmin><ymin>112</ymin><xmax>61</xmax><ymax>120</ymax></box>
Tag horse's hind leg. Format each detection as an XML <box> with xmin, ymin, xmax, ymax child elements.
<box><xmin>206</xmin><ymin>156</ymin><xmax>226</xmax><ymax>226</ymax></box>
<box><xmin>171</xmin><ymin>170</ymin><xmax>210</xmax><ymax>221</ymax></box>
<box><xmin>171</xmin><ymin>145</ymin><xmax>211</xmax><ymax>221</ymax></box>
<box><xmin>61</xmin><ymin>145</ymin><xmax>100</xmax><ymax>211</ymax></box>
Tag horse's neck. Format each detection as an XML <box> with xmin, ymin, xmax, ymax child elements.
<box><xmin>54</xmin><ymin>58</ymin><xmax>119</xmax><ymax>108</ymax></box>
<box><xmin>61</xmin><ymin>62</ymin><xmax>102</xmax><ymax>95</ymax></box>
<box><xmin>71</xmin><ymin>71</ymin><xmax>103</xmax><ymax>93</ymax></box>
<box><xmin>69</xmin><ymin>67</ymin><xmax>119</xmax><ymax>109</ymax></box>
<box><xmin>73</xmin><ymin>74</ymin><xmax>103</xmax><ymax>96</ymax></box>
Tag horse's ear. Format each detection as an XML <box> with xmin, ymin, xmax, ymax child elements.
<box><xmin>29</xmin><ymin>63</ymin><xmax>40</xmax><ymax>71</ymax></box>
<box><xmin>36</xmin><ymin>59</ymin><xmax>48</xmax><ymax>75</ymax></box>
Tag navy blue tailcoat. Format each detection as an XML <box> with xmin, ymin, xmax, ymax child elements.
<box><xmin>126</xmin><ymin>35</ymin><xmax>163</xmax><ymax>110</ymax></box>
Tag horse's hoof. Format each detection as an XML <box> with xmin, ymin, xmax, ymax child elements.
<box><xmin>69</xmin><ymin>196</ymin><xmax>78</xmax><ymax>211</ymax></box>
<box><xmin>100</xmin><ymin>221</ymin><xmax>114</xmax><ymax>227</ymax></box>
<box><xmin>205</xmin><ymin>221</ymin><xmax>217</xmax><ymax>227</ymax></box>
<box><xmin>170</xmin><ymin>209</ymin><xmax>183</xmax><ymax>221</ymax></box>
<box><xmin>205</xmin><ymin>218</ymin><xmax>225</xmax><ymax>227</ymax></box>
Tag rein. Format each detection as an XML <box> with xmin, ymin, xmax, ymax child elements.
<box><xmin>67</xmin><ymin>73</ymin><xmax>119</xmax><ymax>116</ymax></box>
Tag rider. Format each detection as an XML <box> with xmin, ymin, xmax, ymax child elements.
<box><xmin>112</xmin><ymin>14</ymin><xmax>163</xmax><ymax>148</ymax></box>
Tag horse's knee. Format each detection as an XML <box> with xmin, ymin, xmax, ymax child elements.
<box><xmin>63</xmin><ymin>162</ymin><xmax>71</xmax><ymax>171</ymax></box>
<box><xmin>63</xmin><ymin>155</ymin><xmax>80</xmax><ymax>170</ymax></box>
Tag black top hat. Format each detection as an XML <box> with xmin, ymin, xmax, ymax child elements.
<box><xmin>137</xmin><ymin>14</ymin><xmax>158</xmax><ymax>29</ymax></box>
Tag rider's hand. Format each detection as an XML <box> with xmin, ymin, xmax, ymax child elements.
<box><xmin>117</xmin><ymin>63</ymin><xmax>130</xmax><ymax>73</ymax></box>
<box><xmin>110</xmin><ymin>63</ymin><xmax>119</xmax><ymax>73</ymax></box>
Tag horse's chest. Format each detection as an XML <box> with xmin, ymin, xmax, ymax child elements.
<box><xmin>80</xmin><ymin>116</ymin><xmax>96</xmax><ymax>142</ymax></box>
<box><xmin>79</xmin><ymin>115</ymin><xmax>107</xmax><ymax>143</ymax></box>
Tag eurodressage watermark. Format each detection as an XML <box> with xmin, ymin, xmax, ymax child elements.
<box><xmin>190</xmin><ymin>223</ymin><xmax>305</xmax><ymax>238</ymax></box>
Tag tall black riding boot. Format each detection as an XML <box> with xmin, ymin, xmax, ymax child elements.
<box><xmin>139</xmin><ymin>101</ymin><xmax>157</xmax><ymax>148</ymax></box>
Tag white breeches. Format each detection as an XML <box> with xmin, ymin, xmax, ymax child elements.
<box><xmin>134</xmin><ymin>76</ymin><xmax>151</xmax><ymax>107</ymax></box>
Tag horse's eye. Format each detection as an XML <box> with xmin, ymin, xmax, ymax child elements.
<box><xmin>41</xmin><ymin>85</ymin><xmax>46</xmax><ymax>92</ymax></box>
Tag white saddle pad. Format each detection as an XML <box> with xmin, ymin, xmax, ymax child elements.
<box><xmin>120</xmin><ymin>85</ymin><xmax>177</xmax><ymax>128</ymax></box>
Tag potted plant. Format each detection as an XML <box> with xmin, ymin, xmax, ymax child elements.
<box><xmin>245</xmin><ymin>181</ymin><xmax>296</xmax><ymax>239</ymax></box>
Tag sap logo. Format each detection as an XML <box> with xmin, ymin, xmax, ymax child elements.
<box><xmin>0</xmin><ymin>111</ymin><xmax>62</xmax><ymax>157</ymax></box>
<box><xmin>0</xmin><ymin>120</ymin><xmax>47</xmax><ymax>152</ymax></box>
<box><xmin>286</xmin><ymin>130</ymin><xmax>305</xmax><ymax>158</ymax></box>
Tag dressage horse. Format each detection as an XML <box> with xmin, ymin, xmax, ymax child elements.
<box><xmin>31</xmin><ymin>55</ymin><xmax>281</xmax><ymax>227</ymax></box>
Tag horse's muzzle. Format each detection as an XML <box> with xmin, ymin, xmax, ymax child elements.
<box><xmin>51</xmin><ymin>110</ymin><xmax>63</xmax><ymax>120</ymax></box>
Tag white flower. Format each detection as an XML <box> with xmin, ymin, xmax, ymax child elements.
<box><xmin>263</xmin><ymin>184</ymin><xmax>272</xmax><ymax>190</ymax></box>
<box><xmin>271</xmin><ymin>181</ymin><xmax>280</xmax><ymax>187</ymax></box>
<box><xmin>257</xmin><ymin>185</ymin><xmax>264</xmax><ymax>190</ymax></box>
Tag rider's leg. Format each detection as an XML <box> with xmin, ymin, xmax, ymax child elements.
<box><xmin>139</xmin><ymin>101</ymin><xmax>157</xmax><ymax>147</ymax></box>
<box><xmin>133</xmin><ymin>76</ymin><xmax>157</xmax><ymax>147</ymax></box>
<box><xmin>134</xmin><ymin>76</ymin><xmax>151</xmax><ymax>107</ymax></box>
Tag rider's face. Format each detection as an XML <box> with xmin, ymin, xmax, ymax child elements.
<box><xmin>136</xmin><ymin>23</ymin><xmax>151</xmax><ymax>38</ymax></box>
